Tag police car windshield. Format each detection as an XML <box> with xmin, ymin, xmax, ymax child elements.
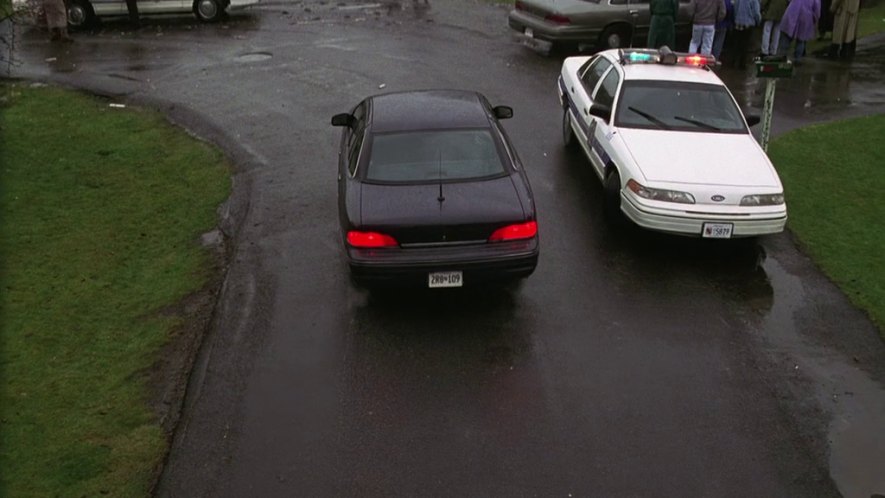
<box><xmin>615</xmin><ymin>81</ymin><xmax>747</xmax><ymax>134</ymax></box>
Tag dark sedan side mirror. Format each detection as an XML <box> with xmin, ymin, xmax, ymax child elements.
<box><xmin>745</xmin><ymin>114</ymin><xmax>761</xmax><ymax>127</ymax></box>
<box><xmin>493</xmin><ymin>106</ymin><xmax>513</xmax><ymax>120</ymax></box>
<box><xmin>588</xmin><ymin>103</ymin><xmax>612</xmax><ymax>122</ymax></box>
<box><xmin>331</xmin><ymin>113</ymin><xmax>355</xmax><ymax>128</ymax></box>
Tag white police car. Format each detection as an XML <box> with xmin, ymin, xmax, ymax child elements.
<box><xmin>559</xmin><ymin>47</ymin><xmax>787</xmax><ymax>238</ymax></box>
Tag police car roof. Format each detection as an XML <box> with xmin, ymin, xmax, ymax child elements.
<box><xmin>621</xmin><ymin>64</ymin><xmax>725</xmax><ymax>84</ymax></box>
<box><xmin>598</xmin><ymin>49</ymin><xmax>726</xmax><ymax>86</ymax></box>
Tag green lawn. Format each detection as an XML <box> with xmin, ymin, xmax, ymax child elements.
<box><xmin>0</xmin><ymin>84</ymin><xmax>230</xmax><ymax>497</ymax></box>
<box><xmin>768</xmin><ymin>114</ymin><xmax>885</xmax><ymax>333</ymax></box>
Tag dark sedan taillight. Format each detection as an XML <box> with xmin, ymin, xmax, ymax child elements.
<box><xmin>489</xmin><ymin>221</ymin><xmax>538</xmax><ymax>242</ymax></box>
<box><xmin>544</xmin><ymin>13</ymin><xmax>571</xmax><ymax>25</ymax></box>
<box><xmin>347</xmin><ymin>230</ymin><xmax>398</xmax><ymax>248</ymax></box>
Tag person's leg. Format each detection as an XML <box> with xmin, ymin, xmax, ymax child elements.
<box><xmin>712</xmin><ymin>29</ymin><xmax>726</xmax><ymax>59</ymax></box>
<box><xmin>770</xmin><ymin>21</ymin><xmax>781</xmax><ymax>54</ymax></box>
<box><xmin>761</xmin><ymin>21</ymin><xmax>772</xmax><ymax>55</ymax></box>
<box><xmin>794</xmin><ymin>39</ymin><xmax>806</xmax><ymax>60</ymax></box>
<box><xmin>689</xmin><ymin>24</ymin><xmax>702</xmax><ymax>53</ymax></box>
<box><xmin>733</xmin><ymin>28</ymin><xmax>749</xmax><ymax>68</ymax></box>
<box><xmin>776</xmin><ymin>32</ymin><xmax>791</xmax><ymax>56</ymax></box>
<box><xmin>42</xmin><ymin>0</ymin><xmax>71</xmax><ymax>42</ymax></box>
<box><xmin>700</xmin><ymin>25</ymin><xmax>715</xmax><ymax>55</ymax></box>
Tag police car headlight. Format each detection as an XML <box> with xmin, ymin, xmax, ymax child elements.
<box><xmin>740</xmin><ymin>193</ymin><xmax>785</xmax><ymax>206</ymax></box>
<box><xmin>627</xmin><ymin>179</ymin><xmax>695</xmax><ymax>204</ymax></box>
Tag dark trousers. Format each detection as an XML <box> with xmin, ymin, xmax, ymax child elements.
<box><xmin>730</xmin><ymin>27</ymin><xmax>753</xmax><ymax>68</ymax></box>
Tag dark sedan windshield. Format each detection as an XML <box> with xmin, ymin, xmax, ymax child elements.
<box><xmin>365</xmin><ymin>129</ymin><xmax>506</xmax><ymax>183</ymax></box>
<box><xmin>614</xmin><ymin>81</ymin><xmax>748</xmax><ymax>133</ymax></box>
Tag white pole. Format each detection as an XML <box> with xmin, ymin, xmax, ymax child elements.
<box><xmin>760</xmin><ymin>78</ymin><xmax>777</xmax><ymax>152</ymax></box>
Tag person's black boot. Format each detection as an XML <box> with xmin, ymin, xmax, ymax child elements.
<box><xmin>841</xmin><ymin>40</ymin><xmax>856</xmax><ymax>59</ymax></box>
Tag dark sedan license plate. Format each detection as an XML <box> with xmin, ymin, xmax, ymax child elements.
<box><xmin>702</xmin><ymin>222</ymin><xmax>734</xmax><ymax>239</ymax></box>
<box><xmin>428</xmin><ymin>271</ymin><xmax>463</xmax><ymax>288</ymax></box>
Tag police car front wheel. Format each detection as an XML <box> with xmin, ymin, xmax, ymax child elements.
<box><xmin>603</xmin><ymin>169</ymin><xmax>624</xmax><ymax>224</ymax></box>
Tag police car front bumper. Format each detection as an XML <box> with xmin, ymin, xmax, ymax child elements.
<box><xmin>621</xmin><ymin>194</ymin><xmax>787</xmax><ymax>237</ymax></box>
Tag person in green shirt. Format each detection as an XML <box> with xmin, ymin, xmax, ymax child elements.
<box><xmin>648</xmin><ymin>0</ymin><xmax>680</xmax><ymax>48</ymax></box>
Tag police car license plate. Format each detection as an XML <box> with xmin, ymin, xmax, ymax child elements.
<box><xmin>702</xmin><ymin>223</ymin><xmax>734</xmax><ymax>239</ymax></box>
<box><xmin>429</xmin><ymin>271</ymin><xmax>463</xmax><ymax>288</ymax></box>
<box><xmin>524</xmin><ymin>28</ymin><xmax>534</xmax><ymax>38</ymax></box>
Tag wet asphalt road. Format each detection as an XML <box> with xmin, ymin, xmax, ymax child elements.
<box><xmin>10</xmin><ymin>2</ymin><xmax>885</xmax><ymax>496</ymax></box>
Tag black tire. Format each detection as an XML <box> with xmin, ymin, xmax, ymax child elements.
<box><xmin>67</xmin><ymin>0</ymin><xmax>96</xmax><ymax>30</ymax></box>
<box><xmin>599</xmin><ymin>24</ymin><xmax>631</xmax><ymax>49</ymax></box>
<box><xmin>603</xmin><ymin>168</ymin><xmax>623</xmax><ymax>223</ymax></box>
<box><xmin>562</xmin><ymin>109</ymin><xmax>578</xmax><ymax>151</ymax></box>
<box><xmin>193</xmin><ymin>0</ymin><xmax>224</xmax><ymax>22</ymax></box>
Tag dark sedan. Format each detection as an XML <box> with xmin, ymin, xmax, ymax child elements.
<box><xmin>331</xmin><ymin>90</ymin><xmax>539</xmax><ymax>288</ymax></box>
<box><xmin>509</xmin><ymin>0</ymin><xmax>694</xmax><ymax>52</ymax></box>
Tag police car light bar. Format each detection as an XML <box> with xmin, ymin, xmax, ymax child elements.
<box><xmin>620</xmin><ymin>47</ymin><xmax>716</xmax><ymax>68</ymax></box>
<box><xmin>680</xmin><ymin>54</ymin><xmax>716</xmax><ymax>66</ymax></box>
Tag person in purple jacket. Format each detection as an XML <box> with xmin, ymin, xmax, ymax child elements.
<box><xmin>778</xmin><ymin>0</ymin><xmax>822</xmax><ymax>61</ymax></box>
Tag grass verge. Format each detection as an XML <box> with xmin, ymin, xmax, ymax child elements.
<box><xmin>0</xmin><ymin>84</ymin><xmax>231</xmax><ymax>496</ymax></box>
<box><xmin>767</xmin><ymin>114</ymin><xmax>885</xmax><ymax>334</ymax></box>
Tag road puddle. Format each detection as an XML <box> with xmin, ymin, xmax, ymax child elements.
<box><xmin>235</xmin><ymin>51</ymin><xmax>273</xmax><ymax>63</ymax></box>
<box><xmin>761</xmin><ymin>256</ymin><xmax>885</xmax><ymax>498</ymax></box>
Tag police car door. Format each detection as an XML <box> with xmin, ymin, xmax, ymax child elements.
<box><xmin>571</xmin><ymin>57</ymin><xmax>613</xmax><ymax>180</ymax></box>
<box><xmin>586</xmin><ymin>66</ymin><xmax>622</xmax><ymax>180</ymax></box>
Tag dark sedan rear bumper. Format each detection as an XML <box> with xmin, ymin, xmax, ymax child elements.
<box><xmin>347</xmin><ymin>238</ymin><xmax>539</xmax><ymax>287</ymax></box>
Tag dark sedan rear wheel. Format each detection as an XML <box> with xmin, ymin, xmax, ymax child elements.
<box><xmin>562</xmin><ymin>110</ymin><xmax>578</xmax><ymax>151</ymax></box>
<box><xmin>67</xmin><ymin>0</ymin><xmax>96</xmax><ymax>29</ymax></box>
<box><xmin>194</xmin><ymin>0</ymin><xmax>223</xmax><ymax>22</ymax></box>
<box><xmin>600</xmin><ymin>25</ymin><xmax>631</xmax><ymax>49</ymax></box>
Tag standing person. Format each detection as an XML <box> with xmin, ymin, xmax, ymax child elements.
<box><xmin>829</xmin><ymin>0</ymin><xmax>860</xmax><ymax>58</ymax></box>
<box><xmin>760</xmin><ymin>0</ymin><xmax>789</xmax><ymax>55</ymax></box>
<box><xmin>731</xmin><ymin>0</ymin><xmax>762</xmax><ymax>67</ymax></box>
<box><xmin>689</xmin><ymin>0</ymin><xmax>727</xmax><ymax>54</ymax></box>
<box><xmin>818</xmin><ymin>0</ymin><xmax>835</xmax><ymax>39</ymax></box>
<box><xmin>42</xmin><ymin>0</ymin><xmax>72</xmax><ymax>42</ymax></box>
<box><xmin>648</xmin><ymin>0</ymin><xmax>679</xmax><ymax>49</ymax></box>
<box><xmin>712</xmin><ymin>0</ymin><xmax>734</xmax><ymax>60</ymax></box>
<box><xmin>778</xmin><ymin>0</ymin><xmax>820</xmax><ymax>61</ymax></box>
<box><xmin>125</xmin><ymin>0</ymin><xmax>140</xmax><ymax>26</ymax></box>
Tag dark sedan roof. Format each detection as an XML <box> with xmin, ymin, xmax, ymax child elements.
<box><xmin>369</xmin><ymin>90</ymin><xmax>493</xmax><ymax>133</ymax></box>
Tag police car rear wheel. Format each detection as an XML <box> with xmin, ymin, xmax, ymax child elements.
<box><xmin>562</xmin><ymin>110</ymin><xmax>578</xmax><ymax>150</ymax></box>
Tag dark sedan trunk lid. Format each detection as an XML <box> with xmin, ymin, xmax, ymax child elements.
<box><xmin>359</xmin><ymin>176</ymin><xmax>527</xmax><ymax>245</ymax></box>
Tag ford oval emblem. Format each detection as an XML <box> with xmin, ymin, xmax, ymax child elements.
<box><xmin>711</xmin><ymin>195</ymin><xmax>725</xmax><ymax>202</ymax></box>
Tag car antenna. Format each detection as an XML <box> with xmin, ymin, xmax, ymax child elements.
<box><xmin>437</xmin><ymin>150</ymin><xmax>445</xmax><ymax>204</ymax></box>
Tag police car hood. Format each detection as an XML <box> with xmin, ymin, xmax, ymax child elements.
<box><xmin>619</xmin><ymin>129</ymin><xmax>781</xmax><ymax>188</ymax></box>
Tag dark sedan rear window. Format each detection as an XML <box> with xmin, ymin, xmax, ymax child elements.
<box><xmin>365</xmin><ymin>129</ymin><xmax>506</xmax><ymax>183</ymax></box>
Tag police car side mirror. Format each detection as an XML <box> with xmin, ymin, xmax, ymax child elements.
<box><xmin>331</xmin><ymin>113</ymin><xmax>355</xmax><ymax>128</ymax></box>
<box><xmin>493</xmin><ymin>106</ymin><xmax>514</xmax><ymax>120</ymax></box>
<box><xmin>745</xmin><ymin>114</ymin><xmax>761</xmax><ymax>127</ymax></box>
<box><xmin>588</xmin><ymin>103</ymin><xmax>612</xmax><ymax>122</ymax></box>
